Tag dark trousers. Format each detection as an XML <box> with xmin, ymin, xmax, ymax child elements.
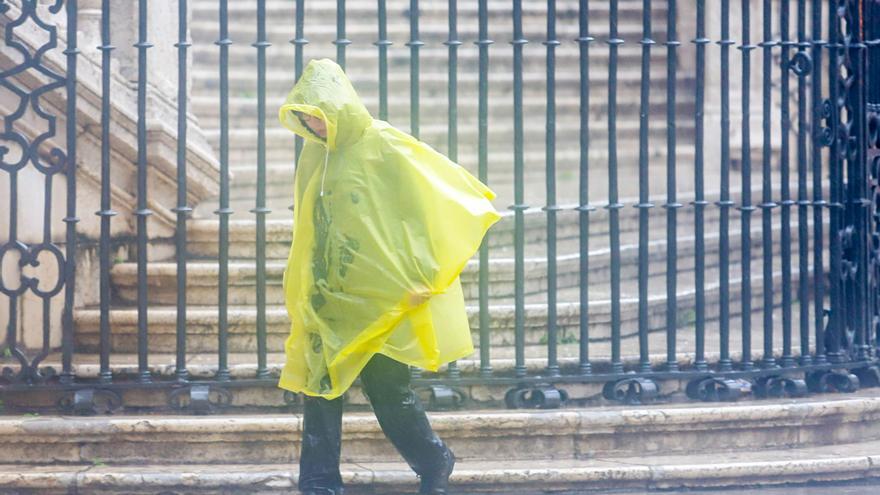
<box><xmin>298</xmin><ymin>353</ymin><xmax>451</xmax><ymax>492</ymax></box>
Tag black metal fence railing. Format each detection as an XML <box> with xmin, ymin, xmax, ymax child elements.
<box><xmin>1</xmin><ymin>0</ymin><xmax>880</xmax><ymax>414</ymax></box>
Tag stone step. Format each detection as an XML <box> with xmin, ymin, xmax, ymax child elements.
<box><xmin>186</xmin><ymin>181</ymin><xmax>810</xmax><ymax>259</ymax></box>
<box><xmin>4</xmin><ymin>393</ymin><xmax>877</xmax><ymax>465</ymax></box>
<box><xmin>190</xmin><ymin>66</ymin><xmax>693</xmax><ymax>98</ymax></box>
<box><xmin>188</xmin><ymin>0</ymin><xmax>665</xmax><ymax>29</ymax></box>
<box><xmin>216</xmin><ymin>158</ymin><xmax>703</xmax><ymax>222</ymax></box>
<box><xmin>4</xmin><ymin>448</ymin><xmax>879</xmax><ymax>495</ymax></box>
<box><xmin>109</xmin><ymin>216</ymin><xmax>811</xmax><ymax>307</ymax></box>
<box><xmin>203</xmin><ymin>146</ymin><xmax>782</xmax><ymax>219</ymax></box>
<box><xmin>188</xmin><ymin>0</ymin><xmax>661</xmax><ymax>19</ymax></box>
<box><xmin>222</xmin><ymin>146</ymin><xmax>698</xmax><ymax>188</ymax></box>
<box><xmin>212</xmin><ymin>146</ymin><xmax>702</xmax><ymax>203</ymax></box>
<box><xmin>191</xmin><ymin>92</ymin><xmax>695</xmax><ymax>128</ymax></box>
<box><xmin>2</xmin><ymin>394</ymin><xmax>879</xmax><ymax>493</ymax></box>
<box><xmin>5</xmin><ymin>304</ymin><xmax>813</xmax><ymax>411</ymax></box>
<box><xmin>187</xmin><ymin>18</ymin><xmax>659</xmax><ymax>46</ymax></box>
<box><xmin>0</xmin><ymin>329</ymin><xmax>806</xmax><ymax>395</ymax></box>
<box><xmin>5</xmin><ymin>441</ymin><xmax>876</xmax><ymax>495</ymax></box>
<box><xmin>74</xmin><ymin>261</ymin><xmax>806</xmax><ymax>354</ymax></box>
<box><xmin>190</xmin><ymin>44</ymin><xmax>674</xmax><ymax>77</ymax></box>
<box><xmin>200</xmin><ymin>121</ymin><xmax>697</xmax><ymax>169</ymax></box>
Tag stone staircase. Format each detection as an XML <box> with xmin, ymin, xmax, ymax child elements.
<box><xmin>5</xmin><ymin>3</ymin><xmax>866</xmax><ymax>494</ymax></box>
<box><xmin>188</xmin><ymin>0</ymin><xmax>699</xmax><ymax>218</ymax></box>
<box><xmin>3</xmin><ymin>392</ymin><xmax>880</xmax><ymax>493</ymax></box>
<box><xmin>49</xmin><ymin>0</ymin><xmax>816</xmax><ymax>399</ymax></box>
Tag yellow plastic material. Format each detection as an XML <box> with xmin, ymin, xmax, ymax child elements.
<box><xmin>276</xmin><ymin>58</ymin><xmax>502</xmax><ymax>399</ymax></box>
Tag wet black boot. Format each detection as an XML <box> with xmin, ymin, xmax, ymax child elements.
<box><xmin>299</xmin><ymin>395</ymin><xmax>345</xmax><ymax>495</ymax></box>
<box><xmin>417</xmin><ymin>444</ymin><xmax>455</xmax><ymax>494</ymax></box>
<box><xmin>360</xmin><ymin>354</ymin><xmax>456</xmax><ymax>494</ymax></box>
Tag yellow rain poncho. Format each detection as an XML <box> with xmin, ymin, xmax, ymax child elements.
<box><xmin>276</xmin><ymin>58</ymin><xmax>502</xmax><ymax>399</ymax></box>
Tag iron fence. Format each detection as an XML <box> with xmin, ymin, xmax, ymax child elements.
<box><xmin>1</xmin><ymin>0</ymin><xmax>880</xmax><ymax>414</ymax></box>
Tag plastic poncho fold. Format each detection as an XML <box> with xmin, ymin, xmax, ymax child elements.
<box><xmin>276</xmin><ymin>58</ymin><xmax>502</xmax><ymax>399</ymax></box>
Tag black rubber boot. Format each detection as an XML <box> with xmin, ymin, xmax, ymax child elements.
<box><xmin>417</xmin><ymin>445</ymin><xmax>455</xmax><ymax>494</ymax></box>
<box><xmin>360</xmin><ymin>354</ymin><xmax>456</xmax><ymax>494</ymax></box>
<box><xmin>299</xmin><ymin>394</ymin><xmax>345</xmax><ymax>495</ymax></box>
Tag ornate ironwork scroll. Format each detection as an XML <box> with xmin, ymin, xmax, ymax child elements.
<box><xmin>828</xmin><ymin>0</ymin><xmax>871</xmax><ymax>364</ymax></box>
<box><xmin>0</xmin><ymin>0</ymin><xmax>75</xmax><ymax>386</ymax></box>
<box><xmin>866</xmin><ymin>0</ymin><xmax>880</xmax><ymax>362</ymax></box>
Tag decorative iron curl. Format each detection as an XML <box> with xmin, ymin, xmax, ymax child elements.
<box><xmin>806</xmin><ymin>369</ymin><xmax>860</xmax><ymax>393</ymax></box>
<box><xmin>685</xmin><ymin>377</ymin><xmax>750</xmax><ymax>402</ymax></box>
<box><xmin>416</xmin><ymin>385</ymin><xmax>467</xmax><ymax>411</ymax></box>
<box><xmin>0</xmin><ymin>0</ymin><xmax>69</xmax><ymax>174</ymax></box>
<box><xmin>789</xmin><ymin>51</ymin><xmax>812</xmax><ymax>76</ymax></box>
<box><xmin>25</xmin><ymin>243</ymin><xmax>66</xmax><ymax>298</ymax></box>
<box><xmin>602</xmin><ymin>377</ymin><xmax>658</xmax><ymax>405</ymax></box>
<box><xmin>817</xmin><ymin>99</ymin><xmax>836</xmax><ymax>147</ymax></box>
<box><xmin>505</xmin><ymin>385</ymin><xmax>567</xmax><ymax>409</ymax></box>
<box><xmin>753</xmin><ymin>376</ymin><xmax>809</xmax><ymax>398</ymax></box>
<box><xmin>853</xmin><ymin>366</ymin><xmax>880</xmax><ymax>388</ymax></box>
<box><xmin>0</xmin><ymin>240</ymin><xmax>32</xmax><ymax>297</ymax></box>
<box><xmin>1</xmin><ymin>358</ymin><xmax>56</xmax><ymax>384</ymax></box>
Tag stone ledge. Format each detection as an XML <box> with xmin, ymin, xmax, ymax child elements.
<box><xmin>1</xmin><ymin>392</ymin><xmax>880</xmax><ymax>466</ymax></box>
<box><xmin>1</xmin><ymin>439</ymin><xmax>879</xmax><ymax>494</ymax></box>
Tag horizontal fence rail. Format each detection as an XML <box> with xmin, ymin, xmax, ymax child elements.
<box><xmin>1</xmin><ymin>0</ymin><xmax>879</xmax><ymax>414</ymax></box>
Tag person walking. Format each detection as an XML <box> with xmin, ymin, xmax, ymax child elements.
<box><xmin>276</xmin><ymin>58</ymin><xmax>501</xmax><ymax>495</ymax></box>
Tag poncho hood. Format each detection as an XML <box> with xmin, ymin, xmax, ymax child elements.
<box><xmin>277</xmin><ymin>58</ymin><xmax>502</xmax><ymax>399</ymax></box>
<box><xmin>279</xmin><ymin>58</ymin><xmax>372</xmax><ymax>151</ymax></box>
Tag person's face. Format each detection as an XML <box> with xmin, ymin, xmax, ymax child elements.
<box><xmin>296</xmin><ymin>111</ymin><xmax>327</xmax><ymax>139</ymax></box>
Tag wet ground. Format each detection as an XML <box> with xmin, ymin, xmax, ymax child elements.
<box><xmin>445</xmin><ymin>479</ymin><xmax>880</xmax><ymax>495</ymax></box>
<box><xmin>569</xmin><ymin>479</ymin><xmax>880</xmax><ymax>495</ymax></box>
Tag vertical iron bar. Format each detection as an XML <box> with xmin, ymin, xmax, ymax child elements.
<box><xmin>253</xmin><ymin>0</ymin><xmax>271</xmax><ymax>378</ymax></box>
<box><xmin>606</xmin><ymin>0</ymin><xmax>624</xmax><ymax>374</ymax></box>
<box><xmin>408</xmin><ymin>0</ymin><xmax>422</xmax><ymax>138</ymax></box>
<box><xmin>795</xmin><ymin>0</ymin><xmax>811</xmax><ymax>366</ymax></box>
<box><xmin>636</xmin><ymin>0</ymin><xmax>654</xmax><ymax>373</ymax></box>
<box><xmin>335</xmin><ymin>0</ymin><xmax>349</xmax><ymax>69</ymax></box>
<box><xmin>779</xmin><ymin>0</ymin><xmax>795</xmax><ymax>367</ymax></box>
<box><xmin>827</xmin><ymin>0</ymin><xmax>844</xmax><ymax>364</ymax></box>
<box><xmin>408</xmin><ymin>0</ymin><xmax>423</xmax><ymax>380</ymax></box>
<box><xmin>851</xmin><ymin>0</ymin><xmax>870</xmax><ymax>362</ymax></box>
<box><xmin>512</xmin><ymin>0</ymin><xmax>528</xmax><ymax>378</ymax></box>
<box><xmin>376</xmin><ymin>0</ymin><xmax>391</xmax><ymax>121</ymax></box>
<box><xmin>759</xmin><ymin>0</ymin><xmax>777</xmax><ymax>369</ymax></box>
<box><xmin>60</xmin><ymin>0</ymin><xmax>80</xmax><ymax>384</ymax></box>
<box><xmin>174</xmin><ymin>0</ymin><xmax>191</xmax><ymax>381</ymax></box>
<box><xmin>738</xmin><ymin>0</ymin><xmax>755</xmax><ymax>371</ymax></box>
<box><xmin>291</xmin><ymin>0</ymin><xmax>307</xmax><ymax>160</ymax></box>
<box><xmin>447</xmin><ymin>0</ymin><xmax>461</xmax><ymax>379</ymax></box>
<box><xmin>135</xmin><ymin>0</ymin><xmax>153</xmax><ymax>383</ymax></box>
<box><xmin>810</xmin><ymin>0</ymin><xmax>826</xmax><ymax>364</ymax></box>
<box><xmin>215</xmin><ymin>0</ymin><xmax>232</xmax><ymax>381</ymax></box>
<box><xmin>693</xmin><ymin>0</ymin><xmax>709</xmax><ymax>371</ymax></box>
<box><xmin>544</xmin><ymin>0</ymin><xmax>560</xmax><ymax>377</ymax></box>
<box><xmin>664</xmin><ymin>0</ymin><xmax>681</xmax><ymax>372</ymax></box>
<box><xmin>718</xmin><ymin>0</ymin><xmax>734</xmax><ymax>372</ymax></box>
<box><xmin>476</xmin><ymin>0</ymin><xmax>493</xmax><ymax>377</ymax></box>
<box><xmin>6</xmin><ymin>172</ymin><xmax>18</xmax><ymax>380</ymax></box>
<box><xmin>97</xmin><ymin>0</ymin><xmax>115</xmax><ymax>383</ymax></box>
<box><xmin>576</xmin><ymin>0</ymin><xmax>594</xmax><ymax>376</ymax></box>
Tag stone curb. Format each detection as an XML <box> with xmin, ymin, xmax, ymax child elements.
<box><xmin>2</xmin><ymin>394</ymin><xmax>880</xmax><ymax>466</ymax></box>
<box><xmin>0</xmin><ymin>454</ymin><xmax>878</xmax><ymax>494</ymax></box>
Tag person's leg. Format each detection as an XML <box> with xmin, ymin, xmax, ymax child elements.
<box><xmin>359</xmin><ymin>353</ymin><xmax>455</xmax><ymax>494</ymax></box>
<box><xmin>299</xmin><ymin>394</ymin><xmax>345</xmax><ymax>494</ymax></box>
